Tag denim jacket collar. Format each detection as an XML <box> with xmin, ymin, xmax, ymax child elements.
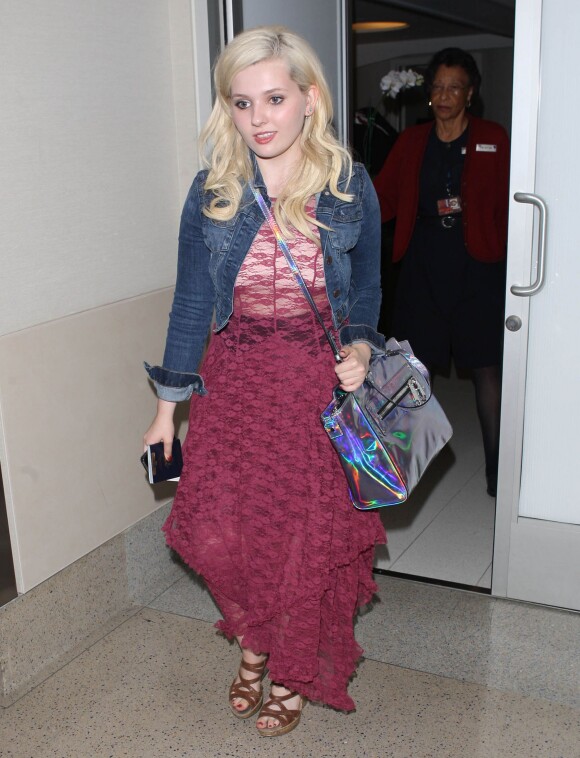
<box><xmin>251</xmin><ymin>153</ymin><xmax>266</xmax><ymax>187</ymax></box>
<box><xmin>247</xmin><ymin>152</ymin><xmax>352</xmax><ymax>197</ymax></box>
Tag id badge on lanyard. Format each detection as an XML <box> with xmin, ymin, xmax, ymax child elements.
<box><xmin>437</xmin><ymin>196</ymin><xmax>462</xmax><ymax>216</ymax></box>
<box><xmin>437</xmin><ymin>145</ymin><xmax>464</xmax><ymax>225</ymax></box>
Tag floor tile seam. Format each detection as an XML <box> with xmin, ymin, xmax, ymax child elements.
<box><xmin>142</xmin><ymin>604</ymin><xmax>216</xmax><ymax>626</ymax></box>
<box><xmin>135</xmin><ymin>571</ymin><xmax>189</xmax><ymax>607</ymax></box>
<box><xmin>358</xmin><ymin>654</ymin><xmax>578</xmax><ymax>710</ymax></box>
<box><xmin>373</xmin><ymin>570</ymin><xmax>491</xmax><ymax>603</ymax></box>
<box><xmin>376</xmin><ymin>573</ymin><xmax>580</xmax><ymax>618</ymax></box>
<box><xmin>374</xmin><ymin>571</ymin><xmax>492</xmax><ymax>599</ymax></box>
<box><xmin>475</xmin><ymin>561</ymin><xmax>493</xmax><ymax>587</ymax></box>
<box><xmin>0</xmin><ymin>604</ymin><xmax>145</xmax><ymax>710</ymax></box>
<box><xmin>387</xmin><ymin>485</ymin><xmax>476</xmax><ymax>570</ymax></box>
<box><xmin>440</xmin><ymin>462</ymin><xmax>488</xmax><ymax>511</ymax></box>
<box><xmin>389</xmin><ymin>463</ymin><xmax>492</xmax><ymax>573</ymax></box>
<box><xmin>485</xmin><ymin>592</ymin><xmax>580</xmax><ymax>618</ymax></box>
<box><xmin>457</xmin><ymin>462</ymin><xmax>487</xmax><ymax>495</ymax></box>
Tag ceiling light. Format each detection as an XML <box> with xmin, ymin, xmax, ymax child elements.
<box><xmin>352</xmin><ymin>21</ymin><xmax>409</xmax><ymax>33</ymax></box>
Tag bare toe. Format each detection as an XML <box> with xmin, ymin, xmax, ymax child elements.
<box><xmin>256</xmin><ymin>685</ymin><xmax>304</xmax><ymax>736</ymax></box>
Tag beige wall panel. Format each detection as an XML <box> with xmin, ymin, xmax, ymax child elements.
<box><xmin>169</xmin><ymin>0</ymin><xmax>202</xmax><ymax>202</ymax></box>
<box><xmin>0</xmin><ymin>290</ymin><xmax>190</xmax><ymax>592</ymax></box>
<box><xmin>0</xmin><ymin>0</ymin><xmax>197</xmax><ymax>336</ymax></box>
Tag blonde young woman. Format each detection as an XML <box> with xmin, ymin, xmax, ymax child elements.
<box><xmin>144</xmin><ymin>26</ymin><xmax>386</xmax><ymax>737</ymax></box>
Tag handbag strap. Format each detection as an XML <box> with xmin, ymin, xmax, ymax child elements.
<box><xmin>401</xmin><ymin>347</ymin><xmax>431</xmax><ymax>386</ymax></box>
<box><xmin>250</xmin><ymin>184</ymin><xmax>342</xmax><ymax>362</ymax></box>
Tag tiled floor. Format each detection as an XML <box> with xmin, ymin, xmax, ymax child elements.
<box><xmin>1</xmin><ymin>573</ymin><xmax>578</xmax><ymax>757</ymax></box>
<box><xmin>376</xmin><ymin>369</ymin><xmax>495</xmax><ymax>588</ymax></box>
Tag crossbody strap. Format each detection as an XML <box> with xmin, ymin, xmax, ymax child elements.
<box><xmin>250</xmin><ymin>184</ymin><xmax>342</xmax><ymax>362</ymax></box>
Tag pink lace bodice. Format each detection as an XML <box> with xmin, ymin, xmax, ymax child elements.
<box><xmin>234</xmin><ymin>199</ymin><xmax>329</xmax><ymax>320</ymax></box>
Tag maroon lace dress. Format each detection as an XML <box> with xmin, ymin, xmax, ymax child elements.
<box><xmin>163</xmin><ymin>203</ymin><xmax>386</xmax><ymax>711</ymax></box>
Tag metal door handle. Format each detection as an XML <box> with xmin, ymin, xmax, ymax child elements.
<box><xmin>511</xmin><ymin>192</ymin><xmax>547</xmax><ymax>296</ymax></box>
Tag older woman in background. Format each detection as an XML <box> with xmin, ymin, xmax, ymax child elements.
<box><xmin>374</xmin><ymin>47</ymin><xmax>509</xmax><ymax>497</ymax></box>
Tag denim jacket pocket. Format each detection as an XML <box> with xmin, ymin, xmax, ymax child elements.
<box><xmin>202</xmin><ymin>216</ymin><xmax>237</xmax><ymax>254</ymax></box>
<box><xmin>328</xmin><ymin>200</ymin><xmax>362</xmax><ymax>253</ymax></box>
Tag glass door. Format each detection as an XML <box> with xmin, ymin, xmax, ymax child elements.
<box><xmin>493</xmin><ymin>0</ymin><xmax>580</xmax><ymax>610</ymax></box>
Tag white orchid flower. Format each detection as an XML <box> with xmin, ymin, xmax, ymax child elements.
<box><xmin>380</xmin><ymin>69</ymin><xmax>424</xmax><ymax>98</ymax></box>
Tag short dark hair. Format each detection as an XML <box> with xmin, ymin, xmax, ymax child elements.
<box><xmin>425</xmin><ymin>48</ymin><xmax>482</xmax><ymax>96</ymax></box>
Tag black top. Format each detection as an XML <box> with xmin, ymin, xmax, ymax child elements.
<box><xmin>394</xmin><ymin>123</ymin><xmax>505</xmax><ymax>369</ymax></box>
<box><xmin>417</xmin><ymin>127</ymin><xmax>468</xmax><ymax>217</ymax></box>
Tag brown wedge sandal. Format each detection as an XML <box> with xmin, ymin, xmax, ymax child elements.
<box><xmin>256</xmin><ymin>687</ymin><xmax>305</xmax><ymax>737</ymax></box>
<box><xmin>229</xmin><ymin>658</ymin><xmax>268</xmax><ymax>719</ymax></box>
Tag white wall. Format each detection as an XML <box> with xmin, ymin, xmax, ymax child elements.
<box><xmin>0</xmin><ymin>0</ymin><xmax>196</xmax><ymax>335</ymax></box>
<box><xmin>0</xmin><ymin>0</ymin><xmax>201</xmax><ymax>591</ymax></box>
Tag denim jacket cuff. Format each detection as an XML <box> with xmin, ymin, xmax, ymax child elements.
<box><xmin>339</xmin><ymin>324</ymin><xmax>386</xmax><ymax>353</ymax></box>
<box><xmin>144</xmin><ymin>362</ymin><xmax>207</xmax><ymax>401</ymax></box>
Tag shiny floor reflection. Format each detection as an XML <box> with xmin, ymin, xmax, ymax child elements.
<box><xmin>1</xmin><ymin>573</ymin><xmax>577</xmax><ymax>757</ymax></box>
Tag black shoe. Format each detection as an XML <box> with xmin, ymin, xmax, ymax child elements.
<box><xmin>486</xmin><ymin>478</ymin><xmax>497</xmax><ymax>498</ymax></box>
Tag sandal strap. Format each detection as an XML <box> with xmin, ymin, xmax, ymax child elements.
<box><xmin>258</xmin><ymin>705</ymin><xmax>301</xmax><ymax>724</ymax></box>
<box><xmin>229</xmin><ymin>681</ymin><xmax>261</xmax><ymax>705</ymax></box>
<box><xmin>258</xmin><ymin>691</ymin><xmax>302</xmax><ymax>726</ymax></box>
<box><xmin>236</xmin><ymin>659</ymin><xmax>267</xmax><ymax>687</ymax></box>
<box><xmin>265</xmin><ymin>690</ymin><xmax>299</xmax><ymax>705</ymax></box>
<box><xmin>239</xmin><ymin>659</ymin><xmax>267</xmax><ymax>675</ymax></box>
<box><xmin>229</xmin><ymin>658</ymin><xmax>267</xmax><ymax>701</ymax></box>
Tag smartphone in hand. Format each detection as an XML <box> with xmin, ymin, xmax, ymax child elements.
<box><xmin>140</xmin><ymin>438</ymin><xmax>183</xmax><ymax>484</ymax></box>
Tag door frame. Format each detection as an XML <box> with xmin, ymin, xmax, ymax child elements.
<box><xmin>492</xmin><ymin>0</ymin><xmax>541</xmax><ymax>598</ymax></box>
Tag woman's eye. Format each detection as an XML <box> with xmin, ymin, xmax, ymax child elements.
<box><xmin>270</xmin><ymin>95</ymin><xmax>284</xmax><ymax>105</ymax></box>
<box><xmin>234</xmin><ymin>100</ymin><xmax>250</xmax><ymax>110</ymax></box>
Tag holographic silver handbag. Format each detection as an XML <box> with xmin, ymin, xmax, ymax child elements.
<box><xmin>252</xmin><ymin>185</ymin><xmax>453</xmax><ymax>510</ymax></box>
<box><xmin>320</xmin><ymin>338</ymin><xmax>453</xmax><ymax>509</ymax></box>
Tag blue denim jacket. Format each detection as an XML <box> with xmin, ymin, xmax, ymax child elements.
<box><xmin>146</xmin><ymin>160</ymin><xmax>384</xmax><ymax>401</ymax></box>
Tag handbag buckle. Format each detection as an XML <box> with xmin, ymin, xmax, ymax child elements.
<box><xmin>408</xmin><ymin>377</ymin><xmax>427</xmax><ymax>405</ymax></box>
<box><xmin>323</xmin><ymin>417</ymin><xmax>343</xmax><ymax>440</ymax></box>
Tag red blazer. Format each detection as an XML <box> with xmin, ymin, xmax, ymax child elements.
<box><xmin>373</xmin><ymin>115</ymin><xmax>510</xmax><ymax>263</ymax></box>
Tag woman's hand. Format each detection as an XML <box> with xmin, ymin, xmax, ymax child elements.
<box><xmin>335</xmin><ymin>343</ymin><xmax>372</xmax><ymax>392</ymax></box>
<box><xmin>143</xmin><ymin>399</ymin><xmax>177</xmax><ymax>460</ymax></box>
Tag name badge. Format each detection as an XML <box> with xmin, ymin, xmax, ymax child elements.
<box><xmin>437</xmin><ymin>196</ymin><xmax>462</xmax><ymax>216</ymax></box>
<box><xmin>476</xmin><ymin>143</ymin><xmax>497</xmax><ymax>152</ymax></box>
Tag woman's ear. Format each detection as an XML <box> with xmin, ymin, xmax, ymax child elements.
<box><xmin>305</xmin><ymin>85</ymin><xmax>319</xmax><ymax>116</ymax></box>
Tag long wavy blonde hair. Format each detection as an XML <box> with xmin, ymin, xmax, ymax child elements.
<box><xmin>200</xmin><ymin>25</ymin><xmax>353</xmax><ymax>242</ymax></box>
